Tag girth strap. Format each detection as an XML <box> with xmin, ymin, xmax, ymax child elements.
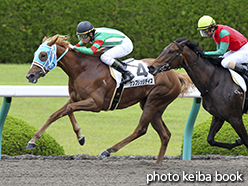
<box><xmin>109</xmin><ymin>83</ymin><xmax>124</xmax><ymax>110</ymax></box>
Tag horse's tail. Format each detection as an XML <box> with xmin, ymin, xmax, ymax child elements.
<box><xmin>175</xmin><ymin>72</ymin><xmax>195</xmax><ymax>97</ymax></box>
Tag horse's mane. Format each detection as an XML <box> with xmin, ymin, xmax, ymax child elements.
<box><xmin>175</xmin><ymin>37</ymin><xmax>222</xmax><ymax>66</ymax></box>
<box><xmin>45</xmin><ymin>34</ymin><xmax>71</xmax><ymax>48</ymax></box>
<box><xmin>45</xmin><ymin>34</ymin><xmax>104</xmax><ymax>57</ymax></box>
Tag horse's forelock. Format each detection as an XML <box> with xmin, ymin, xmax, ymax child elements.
<box><xmin>185</xmin><ymin>39</ymin><xmax>205</xmax><ymax>56</ymax></box>
<box><xmin>174</xmin><ymin>37</ymin><xmax>199</xmax><ymax>53</ymax></box>
<box><xmin>175</xmin><ymin>37</ymin><xmax>187</xmax><ymax>43</ymax></box>
<box><xmin>46</xmin><ymin>34</ymin><xmax>71</xmax><ymax>48</ymax></box>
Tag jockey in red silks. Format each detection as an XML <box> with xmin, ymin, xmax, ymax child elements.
<box><xmin>197</xmin><ymin>15</ymin><xmax>248</xmax><ymax>76</ymax></box>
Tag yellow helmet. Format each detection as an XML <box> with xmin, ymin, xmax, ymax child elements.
<box><xmin>197</xmin><ymin>15</ymin><xmax>216</xmax><ymax>30</ymax></box>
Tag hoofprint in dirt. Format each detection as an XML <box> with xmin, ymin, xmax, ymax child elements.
<box><xmin>0</xmin><ymin>155</ymin><xmax>247</xmax><ymax>186</ymax></box>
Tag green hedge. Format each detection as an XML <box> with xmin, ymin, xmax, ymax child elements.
<box><xmin>190</xmin><ymin>115</ymin><xmax>248</xmax><ymax>156</ymax></box>
<box><xmin>2</xmin><ymin>115</ymin><xmax>65</xmax><ymax>156</ymax></box>
<box><xmin>1</xmin><ymin>0</ymin><xmax>248</xmax><ymax>63</ymax></box>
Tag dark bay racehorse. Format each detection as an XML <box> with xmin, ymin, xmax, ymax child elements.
<box><xmin>148</xmin><ymin>37</ymin><xmax>248</xmax><ymax>151</ymax></box>
<box><xmin>26</xmin><ymin>35</ymin><xmax>193</xmax><ymax>164</ymax></box>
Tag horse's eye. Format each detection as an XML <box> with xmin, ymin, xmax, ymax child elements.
<box><xmin>39</xmin><ymin>52</ymin><xmax>48</xmax><ymax>61</ymax></box>
<box><xmin>169</xmin><ymin>50</ymin><xmax>174</xmax><ymax>54</ymax></box>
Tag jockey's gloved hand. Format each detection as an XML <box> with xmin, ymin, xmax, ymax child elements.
<box><xmin>68</xmin><ymin>44</ymin><xmax>75</xmax><ymax>49</ymax></box>
<box><xmin>196</xmin><ymin>50</ymin><xmax>205</xmax><ymax>56</ymax></box>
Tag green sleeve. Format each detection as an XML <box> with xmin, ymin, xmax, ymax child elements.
<box><xmin>74</xmin><ymin>46</ymin><xmax>94</xmax><ymax>55</ymax></box>
<box><xmin>76</xmin><ymin>40</ymin><xmax>86</xmax><ymax>46</ymax></box>
<box><xmin>204</xmin><ymin>29</ymin><xmax>230</xmax><ymax>56</ymax></box>
<box><xmin>204</xmin><ymin>42</ymin><xmax>229</xmax><ymax>56</ymax></box>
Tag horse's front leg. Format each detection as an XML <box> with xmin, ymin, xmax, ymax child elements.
<box><xmin>26</xmin><ymin>99</ymin><xmax>74</xmax><ymax>150</ymax></box>
<box><xmin>26</xmin><ymin>97</ymin><xmax>101</xmax><ymax>150</ymax></box>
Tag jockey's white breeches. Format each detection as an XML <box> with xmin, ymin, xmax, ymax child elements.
<box><xmin>221</xmin><ymin>43</ymin><xmax>248</xmax><ymax>68</ymax></box>
<box><xmin>100</xmin><ymin>37</ymin><xmax>133</xmax><ymax>66</ymax></box>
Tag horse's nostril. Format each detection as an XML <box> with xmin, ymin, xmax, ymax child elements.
<box><xmin>26</xmin><ymin>74</ymin><xmax>34</xmax><ymax>79</ymax></box>
<box><xmin>149</xmin><ymin>66</ymin><xmax>155</xmax><ymax>70</ymax></box>
<box><xmin>148</xmin><ymin>65</ymin><xmax>155</xmax><ymax>73</ymax></box>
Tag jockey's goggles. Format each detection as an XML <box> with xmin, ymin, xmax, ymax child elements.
<box><xmin>76</xmin><ymin>33</ymin><xmax>88</xmax><ymax>40</ymax></box>
<box><xmin>200</xmin><ymin>29</ymin><xmax>209</xmax><ymax>37</ymax></box>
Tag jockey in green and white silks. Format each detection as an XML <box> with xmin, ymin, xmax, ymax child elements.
<box><xmin>69</xmin><ymin>21</ymin><xmax>134</xmax><ymax>84</ymax></box>
<box><xmin>197</xmin><ymin>15</ymin><xmax>248</xmax><ymax>76</ymax></box>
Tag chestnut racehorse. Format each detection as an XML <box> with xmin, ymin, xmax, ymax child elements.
<box><xmin>148</xmin><ymin>37</ymin><xmax>248</xmax><ymax>151</ymax></box>
<box><xmin>26</xmin><ymin>35</ymin><xmax>193</xmax><ymax>164</ymax></box>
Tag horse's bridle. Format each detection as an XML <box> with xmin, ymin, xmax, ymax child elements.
<box><xmin>31</xmin><ymin>42</ymin><xmax>69</xmax><ymax>76</ymax></box>
<box><xmin>158</xmin><ymin>41</ymin><xmax>200</xmax><ymax>72</ymax></box>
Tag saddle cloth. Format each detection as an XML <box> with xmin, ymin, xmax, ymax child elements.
<box><xmin>109</xmin><ymin>59</ymin><xmax>155</xmax><ymax>89</ymax></box>
<box><xmin>107</xmin><ymin>59</ymin><xmax>155</xmax><ymax>110</ymax></box>
<box><xmin>229</xmin><ymin>69</ymin><xmax>246</xmax><ymax>92</ymax></box>
<box><xmin>228</xmin><ymin>69</ymin><xmax>248</xmax><ymax>113</ymax></box>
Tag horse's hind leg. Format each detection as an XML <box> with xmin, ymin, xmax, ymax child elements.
<box><xmin>100</xmin><ymin>109</ymin><xmax>152</xmax><ymax>158</ymax></box>
<box><xmin>207</xmin><ymin>116</ymin><xmax>244</xmax><ymax>149</ymax></box>
<box><xmin>101</xmin><ymin>121</ymin><xmax>150</xmax><ymax>156</ymax></box>
<box><xmin>68</xmin><ymin>112</ymin><xmax>85</xmax><ymax>145</ymax></box>
<box><xmin>229</xmin><ymin>117</ymin><xmax>248</xmax><ymax>148</ymax></box>
<box><xmin>150</xmin><ymin>112</ymin><xmax>171</xmax><ymax>164</ymax></box>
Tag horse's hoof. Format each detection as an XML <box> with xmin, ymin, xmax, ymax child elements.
<box><xmin>78</xmin><ymin>136</ymin><xmax>85</xmax><ymax>146</ymax></box>
<box><xmin>236</xmin><ymin>138</ymin><xmax>243</xmax><ymax>145</ymax></box>
<box><xmin>26</xmin><ymin>142</ymin><xmax>36</xmax><ymax>150</ymax></box>
<box><xmin>100</xmin><ymin>150</ymin><xmax>110</xmax><ymax>157</ymax></box>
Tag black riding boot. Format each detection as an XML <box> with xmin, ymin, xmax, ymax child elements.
<box><xmin>234</xmin><ymin>63</ymin><xmax>248</xmax><ymax>76</ymax></box>
<box><xmin>111</xmin><ymin>60</ymin><xmax>135</xmax><ymax>84</ymax></box>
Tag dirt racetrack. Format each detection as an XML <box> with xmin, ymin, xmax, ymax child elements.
<box><xmin>0</xmin><ymin>155</ymin><xmax>247</xmax><ymax>186</ymax></box>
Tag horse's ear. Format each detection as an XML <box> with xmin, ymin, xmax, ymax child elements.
<box><xmin>47</xmin><ymin>36</ymin><xmax>59</xmax><ymax>46</ymax></box>
<box><xmin>42</xmin><ymin>36</ymin><xmax>47</xmax><ymax>43</ymax></box>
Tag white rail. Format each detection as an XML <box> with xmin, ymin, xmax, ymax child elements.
<box><xmin>0</xmin><ymin>85</ymin><xmax>201</xmax><ymax>160</ymax></box>
<box><xmin>0</xmin><ymin>86</ymin><xmax>69</xmax><ymax>97</ymax></box>
<box><xmin>0</xmin><ymin>85</ymin><xmax>200</xmax><ymax>98</ymax></box>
